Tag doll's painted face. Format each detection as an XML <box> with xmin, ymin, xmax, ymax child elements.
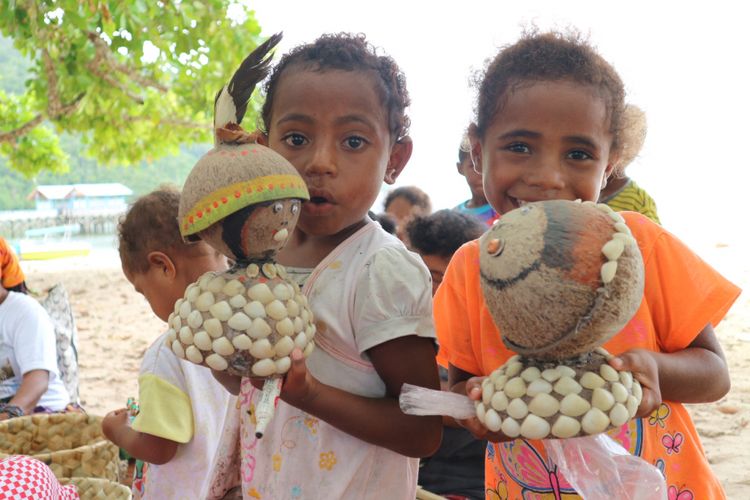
<box><xmin>199</xmin><ymin>198</ymin><xmax>301</xmax><ymax>262</ymax></box>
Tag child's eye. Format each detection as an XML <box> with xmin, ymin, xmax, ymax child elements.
<box><xmin>282</xmin><ymin>133</ymin><xmax>308</xmax><ymax>147</ymax></box>
<box><xmin>506</xmin><ymin>142</ymin><xmax>530</xmax><ymax>154</ymax></box>
<box><xmin>343</xmin><ymin>136</ymin><xmax>367</xmax><ymax>150</ymax></box>
<box><xmin>567</xmin><ymin>150</ymin><xmax>593</xmax><ymax>160</ymax></box>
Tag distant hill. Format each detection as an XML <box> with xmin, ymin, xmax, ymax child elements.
<box><xmin>0</xmin><ymin>37</ymin><xmax>209</xmax><ymax>211</ymax></box>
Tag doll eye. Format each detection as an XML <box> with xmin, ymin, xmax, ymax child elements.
<box><xmin>290</xmin><ymin>202</ymin><xmax>299</xmax><ymax>215</ymax></box>
<box><xmin>272</xmin><ymin>202</ymin><xmax>283</xmax><ymax>214</ymax></box>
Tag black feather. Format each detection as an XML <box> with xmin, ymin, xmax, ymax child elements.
<box><xmin>221</xmin><ymin>32</ymin><xmax>283</xmax><ymax>125</ymax></box>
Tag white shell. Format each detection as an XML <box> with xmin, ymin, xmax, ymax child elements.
<box><xmin>528</xmin><ymin>393</ymin><xmax>560</xmax><ymax>418</ymax></box>
<box><xmin>179</xmin><ymin>300</ymin><xmax>192</xmax><ymax>319</ymax></box>
<box><xmin>611</xmin><ymin>382</ymin><xmax>629</xmax><ymax>404</ymax></box>
<box><xmin>626</xmin><ymin>395</ymin><xmax>639</xmax><ymax>417</ymax></box>
<box><xmin>231</xmin><ymin>334</ymin><xmax>253</xmax><ymax>350</ymax></box>
<box><xmin>179</xmin><ymin>326</ymin><xmax>194</xmax><ymax>345</ymax></box>
<box><xmin>475</xmin><ymin>402</ymin><xmax>486</xmax><ymax>424</ymax></box>
<box><xmin>507</xmin><ymin>398</ymin><xmax>529</xmax><ymax>420</ymax></box>
<box><xmin>580</xmin><ymin>372</ymin><xmax>607</xmax><ymax>390</ymax></box>
<box><xmin>165</xmin><ymin>329</ymin><xmax>177</xmax><ymax>344</ymax></box>
<box><xmin>171</xmin><ymin>340</ymin><xmax>185</xmax><ymax>358</ymax></box>
<box><xmin>602</xmin><ymin>239</ymin><xmax>625</xmax><ymax>261</ymax></box>
<box><xmin>173</xmin><ymin>301</ymin><xmax>182</xmax><ymax>316</ymax></box>
<box><xmin>212</xmin><ymin>337</ymin><xmax>235</xmax><ymax>356</ymax></box>
<box><xmin>206</xmin><ymin>276</ymin><xmax>226</xmax><ymax>294</ymax></box>
<box><xmin>251</xmin><ymin>358</ymin><xmax>276</xmax><ymax>377</ymax></box>
<box><xmin>222</xmin><ymin>279</ymin><xmax>245</xmax><ymax>297</ymax></box>
<box><xmin>592</xmin><ymin>388</ymin><xmax>616</xmax><ymax>412</ymax></box>
<box><xmin>273</xmin><ymin>227</ymin><xmax>289</xmax><ymax>242</ymax></box>
<box><xmin>185</xmin><ymin>284</ymin><xmax>201</xmax><ymax>302</ymax></box>
<box><xmin>484</xmin><ymin>409</ymin><xmax>502</xmax><ymax>432</ymax></box>
<box><xmin>276</xmin><ymin>264</ymin><xmax>288</xmax><ymax>279</ymax></box>
<box><xmin>526</xmin><ymin>379</ymin><xmax>553</xmax><ymax>396</ymax></box>
<box><xmin>608</xmin><ymin>211</ymin><xmax>625</xmax><ymax>223</ymax></box>
<box><xmin>560</xmin><ymin>393</ymin><xmax>591</xmax><ymax>417</ymax></box>
<box><xmin>276</xmin><ymin>317</ymin><xmax>295</xmax><ymax>336</ymax></box>
<box><xmin>305</xmin><ymin>323</ymin><xmax>317</xmax><ymax>339</ymax></box>
<box><xmin>632</xmin><ymin>380</ymin><xmax>643</xmax><ymax>401</ymax></box>
<box><xmin>229</xmin><ymin>294</ymin><xmax>247</xmax><ymax>309</ymax></box>
<box><xmin>273</xmin><ymin>283</ymin><xmax>292</xmax><ymax>301</ymax></box>
<box><xmin>303</xmin><ymin>342</ymin><xmax>314</xmax><ymax>357</ymax></box>
<box><xmin>266</xmin><ymin>300</ymin><xmax>288</xmax><ymax>321</ymax></box>
<box><xmin>262</xmin><ymin>263</ymin><xmax>277</xmax><ymax>278</ymax></box>
<box><xmin>198</xmin><ymin>273</ymin><xmax>213</xmax><ymax>290</ymax></box>
<box><xmin>581</xmin><ymin>408</ymin><xmax>610</xmax><ymax>434</ymax></box>
<box><xmin>614</xmin><ymin>222</ymin><xmax>631</xmax><ymax>234</ymax></box>
<box><xmin>228</xmin><ymin>312</ymin><xmax>253</xmax><ymax>331</ymax></box>
<box><xmin>505</xmin><ymin>362</ymin><xmax>523</xmax><ymax>377</ymax></box>
<box><xmin>286</xmin><ymin>300</ymin><xmax>300</xmax><ymax>318</ymax></box>
<box><xmin>169</xmin><ymin>314</ymin><xmax>180</xmax><ymax>332</ymax></box>
<box><xmin>195</xmin><ymin>291</ymin><xmax>216</xmax><ymax>312</ymax></box>
<box><xmin>612</xmin><ymin>232</ymin><xmax>637</xmax><ymax>246</ymax></box>
<box><xmin>185</xmin><ymin>345</ymin><xmax>204</xmax><ymax>364</ymax></box>
<box><xmin>520</xmin><ymin>366</ymin><xmax>541</xmax><ymax>382</ymax></box>
<box><xmin>601</xmin><ymin>261</ymin><xmax>618</xmax><ymax>284</ymax></box>
<box><xmin>541</xmin><ymin>369</ymin><xmax>561</xmax><ymax>382</ymax></box>
<box><xmin>554</xmin><ymin>376</ymin><xmax>582</xmax><ymax>396</ymax></box>
<box><xmin>599</xmin><ymin>364</ymin><xmax>619</xmax><ymax>382</ymax></box>
<box><xmin>247</xmin><ymin>283</ymin><xmax>275</xmax><ymax>304</ymax></box>
<box><xmin>293</xmin><ymin>317</ymin><xmax>304</xmax><ymax>334</ymax></box>
<box><xmin>187</xmin><ymin>310</ymin><xmax>204</xmax><ymax>330</ymax></box>
<box><xmin>556</xmin><ymin>365</ymin><xmax>577</xmax><ymax>378</ymax></box>
<box><xmin>501</xmin><ymin>417</ymin><xmax>520</xmax><ymax>438</ymax></box>
<box><xmin>294</xmin><ymin>332</ymin><xmax>308</xmax><ymax>349</ymax></box>
<box><xmin>249</xmin><ymin>338</ymin><xmax>274</xmax><ymax>358</ymax></box>
<box><xmin>520</xmin><ymin>414</ymin><xmax>550</xmax><ymax>439</ymax></box>
<box><xmin>204</xmin><ymin>318</ymin><xmax>223</xmax><ymax>338</ymax></box>
<box><xmin>619</xmin><ymin>371</ymin><xmax>633</xmax><ymax>389</ymax></box>
<box><xmin>552</xmin><ymin>415</ymin><xmax>582</xmax><ymax>438</ymax></box>
<box><xmin>596</xmin><ymin>203</ymin><xmax>614</xmax><ymax>213</ymax></box>
<box><xmin>609</xmin><ymin>403</ymin><xmax>630</xmax><ymax>427</ymax></box>
<box><xmin>209</xmin><ymin>301</ymin><xmax>233</xmax><ymax>322</ymax></box>
<box><xmin>482</xmin><ymin>383</ymin><xmax>493</xmax><ymax>406</ymax></box>
<box><xmin>243</xmin><ymin>301</ymin><xmax>267</xmax><ymax>319</ymax></box>
<box><xmin>493</xmin><ymin>374</ymin><xmax>508</xmax><ymax>391</ymax></box>
<box><xmin>274</xmin><ymin>336</ymin><xmax>295</xmax><ymax>357</ymax></box>
<box><xmin>193</xmin><ymin>331</ymin><xmax>213</xmax><ymax>351</ymax></box>
<box><xmin>275</xmin><ymin>356</ymin><xmax>292</xmax><ymax>374</ymax></box>
<box><xmin>246</xmin><ymin>263</ymin><xmax>259</xmax><ymax>278</ymax></box>
<box><xmin>296</xmin><ymin>293</ymin><xmax>309</xmax><ymax>307</ymax></box>
<box><xmin>206</xmin><ymin>353</ymin><xmax>228</xmax><ymax>371</ymax></box>
<box><xmin>490</xmin><ymin>391</ymin><xmax>509</xmax><ymax>412</ymax></box>
<box><xmin>504</xmin><ymin>377</ymin><xmax>527</xmax><ymax>399</ymax></box>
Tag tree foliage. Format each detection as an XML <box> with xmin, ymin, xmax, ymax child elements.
<box><xmin>0</xmin><ymin>0</ymin><xmax>265</xmax><ymax>176</ymax></box>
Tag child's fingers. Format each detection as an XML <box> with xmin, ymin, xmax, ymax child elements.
<box><xmin>465</xmin><ymin>377</ymin><xmax>485</xmax><ymax>401</ymax></box>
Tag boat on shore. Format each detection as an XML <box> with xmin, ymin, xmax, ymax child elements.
<box><xmin>13</xmin><ymin>225</ymin><xmax>91</xmax><ymax>261</ymax></box>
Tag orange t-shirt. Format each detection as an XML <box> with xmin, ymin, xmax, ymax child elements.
<box><xmin>434</xmin><ymin>212</ymin><xmax>740</xmax><ymax>500</ymax></box>
<box><xmin>0</xmin><ymin>237</ymin><xmax>25</xmax><ymax>289</ymax></box>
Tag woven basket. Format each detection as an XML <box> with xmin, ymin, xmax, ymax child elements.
<box><xmin>0</xmin><ymin>414</ymin><xmax>119</xmax><ymax>481</ymax></box>
<box><xmin>59</xmin><ymin>477</ymin><xmax>132</xmax><ymax>500</ymax></box>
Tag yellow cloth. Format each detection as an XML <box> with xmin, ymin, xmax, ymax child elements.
<box><xmin>132</xmin><ymin>373</ymin><xmax>193</xmax><ymax>443</ymax></box>
<box><xmin>601</xmin><ymin>179</ymin><xmax>661</xmax><ymax>223</ymax></box>
<box><xmin>0</xmin><ymin>237</ymin><xmax>25</xmax><ymax>289</ymax></box>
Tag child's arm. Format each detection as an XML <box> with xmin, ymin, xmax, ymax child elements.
<box><xmin>609</xmin><ymin>323</ymin><xmax>730</xmax><ymax>417</ymax></box>
<box><xmin>277</xmin><ymin>342</ymin><xmax>442</xmax><ymax>458</ymax></box>
<box><xmin>102</xmin><ymin>408</ymin><xmax>179</xmax><ymax>465</ymax></box>
<box><xmin>212</xmin><ymin>370</ymin><xmax>242</xmax><ymax>395</ymax></box>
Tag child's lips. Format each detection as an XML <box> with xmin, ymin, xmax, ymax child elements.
<box><xmin>304</xmin><ymin>188</ymin><xmax>335</xmax><ymax>216</ymax></box>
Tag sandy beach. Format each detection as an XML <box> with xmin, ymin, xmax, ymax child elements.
<box><xmin>20</xmin><ymin>241</ymin><xmax>750</xmax><ymax>497</ymax></box>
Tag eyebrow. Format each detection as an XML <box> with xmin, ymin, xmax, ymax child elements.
<box><xmin>275</xmin><ymin>113</ymin><xmax>376</xmax><ymax>129</ymax></box>
<box><xmin>498</xmin><ymin>129</ymin><xmax>599</xmax><ymax>150</ymax></box>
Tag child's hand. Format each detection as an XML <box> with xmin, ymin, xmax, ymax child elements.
<box><xmin>279</xmin><ymin>348</ymin><xmax>321</xmax><ymax>408</ymax></box>
<box><xmin>453</xmin><ymin>377</ymin><xmax>511</xmax><ymax>443</ymax></box>
<box><xmin>608</xmin><ymin>349</ymin><xmax>662</xmax><ymax>417</ymax></box>
<box><xmin>102</xmin><ymin>408</ymin><xmax>129</xmax><ymax>442</ymax></box>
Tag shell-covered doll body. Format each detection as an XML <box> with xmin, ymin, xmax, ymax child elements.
<box><xmin>476</xmin><ymin>200</ymin><xmax>645</xmax><ymax>439</ymax></box>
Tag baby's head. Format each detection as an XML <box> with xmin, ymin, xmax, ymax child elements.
<box><xmin>456</xmin><ymin>134</ymin><xmax>485</xmax><ymax>205</ymax></box>
<box><xmin>406</xmin><ymin>209</ymin><xmax>485</xmax><ymax>295</ymax></box>
<box><xmin>258</xmin><ymin>33</ymin><xmax>413</xmax><ymax>238</ymax></box>
<box><xmin>470</xmin><ymin>30</ymin><xmax>629</xmax><ymax>213</ymax></box>
<box><xmin>118</xmin><ymin>186</ymin><xmax>227</xmax><ymax>322</ymax></box>
<box><xmin>384</xmin><ymin>186</ymin><xmax>432</xmax><ymax>232</ymax></box>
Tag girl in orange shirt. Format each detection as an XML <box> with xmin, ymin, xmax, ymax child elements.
<box><xmin>434</xmin><ymin>30</ymin><xmax>740</xmax><ymax>499</ymax></box>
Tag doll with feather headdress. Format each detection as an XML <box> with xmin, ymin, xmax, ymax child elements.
<box><xmin>165</xmin><ymin>34</ymin><xmax>314</xmax><ymax>436</ymax></box>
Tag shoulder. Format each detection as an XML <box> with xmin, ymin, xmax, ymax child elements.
<box><xmin>622</xmin><ymin>212</ymin><xmax>666</xmax><ymax>256</ymax></box>
<box><xmin>140</xmin><ymin>332</ymin><xmax>184</xmax><ymax>377</ymax></box>
<box><xmin>1</xmin><ymin>292</ymin><xmax>53</xmax><ymax>328</ymax></box>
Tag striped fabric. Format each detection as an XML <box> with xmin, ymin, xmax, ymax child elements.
<box><xmin>601</xmin><ymin>179</ymin><xmax>661</xmax><ymax>223</ymax></box>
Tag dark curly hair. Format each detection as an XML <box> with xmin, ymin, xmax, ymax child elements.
<box><xmin>474</xmin><ymin>29</ymin><xmax>627</xmax><ymax>155</ymax></box>
<box><xmin>383</xmin><ymin>186</ymin><xmax>432</xmax><ymax>213</ymax></box>
<box><xmin>261</xmin><ymin>33</ymin><xmax>411</xmax><ymax>142</ymax></box>
<box><xmin>118</xmin><ymin>186</ymin><xmax>191</xmax><ymax>274</ymax></box>
<box><xmin>407</xmin><ymin>209</ymin><xmax>486</xmax><ymax>258</ymax></box>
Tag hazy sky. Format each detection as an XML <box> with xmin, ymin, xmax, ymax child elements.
<box><xmin>248</xmin><ymin>0</ymin><xmax>749</xmax><ymax>256</ymax></box>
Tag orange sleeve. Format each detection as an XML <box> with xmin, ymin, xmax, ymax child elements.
<box><xmin>434</xmin><ymin>242</ymin><xmax>484</xmax><ymax>376</ymax></box>
<box><xmin>0</xmin><ymin>237</ymin><xmax>25</xmax><ymax>289</ymax></box>
<box><xmin>625</xmin><ymin>212</ymin><xmax>741</xmax><ymax>352</ymax></box>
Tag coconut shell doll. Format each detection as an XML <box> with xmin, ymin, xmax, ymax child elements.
<box><xmin>401</xmin><ymin>200</ymin><xmax>644</xmax><ymax>440</ymax></box>
<box><xmin>165</xmin><ymin>34</ymin><xmax>315</xmax><ymax>436</ymax></box>
<box><xmin>474</xmin><ymin>199</ymin><xmax>644</xmax><ymax>439</ymax></box>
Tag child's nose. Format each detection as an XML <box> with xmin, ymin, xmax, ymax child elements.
<box><xmin>525</xmin><ymin>158</ymin><xmax>565</xmax><ymax>192</ymax></box>
<box><xmin>304</xmin><ymin>144</ymin><xmax>337</xmax><ymax>176</ymax></box>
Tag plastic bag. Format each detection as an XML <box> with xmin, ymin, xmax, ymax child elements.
<box><xmin>399</xmin><ymin>383</ymin><xmax>667</xmax><ymax>499</ymax></box>
<box><xmin>545</xmin><ymin>434</ymin><xmax>667</xmax><ymax>499</ymax></box>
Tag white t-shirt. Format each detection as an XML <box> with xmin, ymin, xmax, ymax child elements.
<box><xmin>131</xmin><ymin>332</ymin><xmax>239</xmax><ymax>500</ymax></box>
<box><xmin>0</xmin><ymin>292</ymin><xmax>69</xmax><ymax>410</ymax></box>
<box><xmin>238</xmin><ymin>220</ymin><xmax>436</xmax><ymax>500</ymax></box>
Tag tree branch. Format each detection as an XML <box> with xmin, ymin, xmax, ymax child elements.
<box><xmin>122</xmin><ymin>115</ymin><xmax>209</xmax><ymax>130</ymax></box>
<box><xmin>0</xmin><ymin>114</ymin><xmax>45</xmax><ymax>144</ymax></box>
<box><xmin>87</xmin><ymin>32</ymin><xmax>168</xmax><ymax>93</ymax></box>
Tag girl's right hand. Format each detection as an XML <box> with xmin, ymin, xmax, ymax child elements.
<box><xmin>454</xmin><ymin>377</ymin><xmax>512</xmax><ymax>442</ymax></box>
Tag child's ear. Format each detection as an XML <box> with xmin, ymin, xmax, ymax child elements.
<box><xmin>384</xmin><ymin>137</ymin><xmax>413</xmax><ymax>184</ymax></box>
<box><xmin>255</xmin><ymin>130</ymin><xmax>270</xmax><ymax>146</ymax></box>
<box><xmin>147</xmin><ymin>251</ymin><xmax>177</xmax><ymax>279</ymax></box>
<box><xmin>467</xmin><ymin>124</ymin><xmax>482</xmax><ymax>174</ymax></box>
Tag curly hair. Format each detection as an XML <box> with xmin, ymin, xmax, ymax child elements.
<box><xmin>118</xmin><ymin>186</ymin><xmax>191</xmax><ymax>274</ymax></box>
<box><xmin>261</xmin><ymin>33</ymin><xmax>411</xmax><ymax>142</ymax></box>
<box><xmin>383</xmin><ymin>186</ymin><xmax>432</xmax><ymax>213</ymax></box>
<box><xmin>474</xmin><ymin>29</ymin><xmax>627</xmax><ymax>156</ymax></box>
<box><xmin>612</xmin><ymin>104</ymin><xmax>647</xmax><ymax>177</ymax></box>
<box><xmin>406</xmin><ymin>209</ymin><xmax>486</xmax><ymax>258</ymax></box>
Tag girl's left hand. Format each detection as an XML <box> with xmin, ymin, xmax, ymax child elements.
<box><xmin>608</xmin><ymin>349</ymin><xmax>662</xmax><ymax>417</ymax></box>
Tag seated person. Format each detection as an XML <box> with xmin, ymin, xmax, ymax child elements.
<box><xmin>406</xmin><ymin>210</ymin><xmax>486</xmax><ymax>500</ymax></box>
<box><xmin>0</xmin><ymin>265</ymin><xmax>70</xmax><ymax>419</ymax></box>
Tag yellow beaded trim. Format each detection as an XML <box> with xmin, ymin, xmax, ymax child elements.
<box><xmin>181</xmin><ymin>174</ymin><xmax>309</xmax><ymax>236</ymax></box>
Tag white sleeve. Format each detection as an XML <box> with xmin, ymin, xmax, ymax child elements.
<box><xmin>352</xmin><ymin>246</ymin><xmax>436</xmax><ymax>353</ymax></box>
<box><xmin>139</xmin><ymin>333</ymin><xmax>189</xmax><ymax>393</ymax></box>
<box><xmin>11</xmin><ymin>297</ymin><xmax>59</xmax><ymax>376</ymax></box>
